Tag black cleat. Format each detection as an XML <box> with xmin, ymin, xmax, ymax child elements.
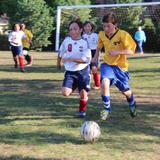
<box><xmin>20</xmin><ymin>68</ymin><xmax>25</xmax><ymax>72</ymax></box>
<box><xmin>14</xmin><ymin>64</ymin><xmax>18</xmax><ymax>68</ymax></box>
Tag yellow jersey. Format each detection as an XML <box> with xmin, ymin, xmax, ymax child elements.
<box><xmin>97</xmin><ymin>29</ymin><xmax>136</xmax><ymax>71</ymax></box>
<box><xmin>22</xmin><ymin>29</ymin><xmax>33</xmax><ymax>48</ymax></box>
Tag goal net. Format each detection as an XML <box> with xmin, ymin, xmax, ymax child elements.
<box><xmin>56</xmin><ymin>2</ymin><xmax>160</xmax><ymax>52</ymax></box>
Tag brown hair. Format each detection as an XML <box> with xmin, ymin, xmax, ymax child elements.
<box><xmin>83</xmin><ymin>21</ymin><xmax>96</xmax><ymax>31</ymax></box>
<box><xmin>102</xmin><ymin>12</ymin><xmax>117</xmax><ymax>25</ymax></box>
<box><xmin>69</xmin><ymin>19</ymin><xmax>83</xmax><ymax>29</ymax></box>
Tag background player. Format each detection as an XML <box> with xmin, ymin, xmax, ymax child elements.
<box><xmin>20</xmin><ymin>23</ymin><xmax>33</xmax><ymax>66</ymax></box>
<box><xmin>8</xmin><ymin>23</ymin><xmax>26</xmax><ymax>72</ymax></box>
<box><xmin>82</xmin><ymin>21</ymin><xmax>100</xmax><ymax>89</ymax></box>
<box><xmin>57</xmin><ymin>20</ymin><xmax>91</xmax><ymax>117</ymax></box>
<box><xmin>134</xmin><ymin>26</ymin><xmax>146</xmax><ymax>54</ymax></box>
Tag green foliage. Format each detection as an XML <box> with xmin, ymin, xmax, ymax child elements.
<box><xmin>44</xmin><ymin>0</ymin><xmax>91</xmax><ymax>42</ymax></box>
<box><xmin>143</xmin><ymin>18</ymin><xmax>155</xmax><ymax>29</ymax></box>
<box><xmin>13</xmin><ymin>0</ymin><xmax>54</xmax><ymax>49</ymax></box>
<box><xmin>0</xmin><ymin>0</ymin><xmax>17</xmax><ymax>17</ymax></box>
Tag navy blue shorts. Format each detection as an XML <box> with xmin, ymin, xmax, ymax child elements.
<box><xmin>11</xmin><ymin>45</ymin><xmax>23</xmax><ymax>57</ymax></box>
<box><xmin>63</xmin><ymin>66</ymin><xmax>91</xmax><ymax>92</ymax></box>
<box><xmin>100</xmin><ymin>63</ymin><xmax>130</xmax><ymax>92</ymax></box>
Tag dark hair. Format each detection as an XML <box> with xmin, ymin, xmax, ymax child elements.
<box><xmin>69</xmin><ymin>19</ymin><xmax>83</xmax><ymax>29</ymax></box>
<box><xmin>83</xmin><ymin>21</ymin><xmax>96</xmax><ymax>31</ymax></box>
<box><xmin>11</xmin><ymin>23</ymin><xmax>20</xmax><ymax>31</ymax></box>
<box><xmin>102</xmin><ymin>12</ymin><xmax>117</xmax><ymax>25</ymax></box>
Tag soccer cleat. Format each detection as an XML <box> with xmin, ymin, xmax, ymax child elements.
<box><xmin>129</xmin><ymin>102</ymin><xmax>137</xmax><ymax>118</ymax></box>
<box><xmin>100</xmin><ymin>109</ymin><xmax>110</xmax><ymax>120</ymax></box>
<box><xmin>25</xmin><ymin>63</ymin><xmax>32</xmax><ymax>67</ymax></box>
<box><xmin>20</xmin><ymin>68</ymin><xmax>25</xmax><ymax>72</ymax></box>
<box><xmin>92</xmin><ymin>86</ymin><xmax>100</xmax><ymax>90</ymax></box>
<box><xmin>79</xmin><ymin>111</ymin><xmax>86</xmax><ymax>118</ymax></box>
<box><xmin>14</xmin><ymin>64</ymin><xmax>18</xmax><ymax>68</ymax></box>
<box><xmin>25</xmin><ymin>55</ymin><xmax>33</xmax><ymax>67</ymax></box>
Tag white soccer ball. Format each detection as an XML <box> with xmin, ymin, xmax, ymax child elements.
<box><xmin>80</xmin><ymin>121</ymin><xmax>101</xmax><ymax>143</ymax></box>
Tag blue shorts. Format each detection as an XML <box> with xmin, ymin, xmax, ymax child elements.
<box><xmin>11</xmin><ymin>45</ymin><xmax>23</xmax><ymax>57</ymax></box>
<box><xmin>63</xmin><ymin>66</ymin><xmax>91</xmax><ymax>92</ymax></box>
<box><xmin>100</xmin><ymin>63</ymin><xmax>130</xmax><ymax>92</ymax></box>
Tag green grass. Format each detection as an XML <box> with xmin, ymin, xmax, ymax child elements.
<box><xmin>0</xmin><ymin>51</ymin><xmax>159</xmax><ymax>160</ymax></box>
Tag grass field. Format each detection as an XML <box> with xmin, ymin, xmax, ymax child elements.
<box><xmin>0</xmin><ymin>51</ymin><xmax>159</xmax><ymax>160</ymax></box>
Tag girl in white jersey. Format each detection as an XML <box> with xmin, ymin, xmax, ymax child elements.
<box><xmin>8</xmin><ymin>23</ymin><xmax>25</xmax><ymax>72</ymax></box>
<box><xmin>82</xmin><ymin>21</ymin><xmax>100</xmax><ymax>89</ymax></box>
<box><xmin>57</xmin><ymin>20</ymin><xmax>91</xmax><ymax>117</ymax></box>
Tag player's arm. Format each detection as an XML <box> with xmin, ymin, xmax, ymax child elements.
<box><xmin>57</xmin><ymin>41</ymin><xmax>65</xmax><ymax>69</ymax></box>
<box><xmin>92</xmin><ymin>47</ymin><xmax>100</xmax><ymax>65</ymax></box>
<box><xmin>109</xmin><ymin>49</ymin><xmax>134</xmax><ymax>56</ymax></box>
<box><xmin>110</xmin><ymin>32</ymin><xmax>136</xmax><ymax>56</ymax></box>
<box><xmin>63</xmin><ymin>49</ymin><xmax>91</xmax><ymax>64</ymax></box>
<box><xmin>8</xmin><ymin>33</ymin><xmax>18</xmax><ymax>45</ymax></box>
<box><xmin>28</xmin><ymin>31</ymin><xmax>33</xmax><ymax>44</ymax></box>
<box><xmin>63</xmin><ymin>58</ymin><xmax>85</xmax><ymax>63</ymax></box>
<box><xmin>57</xmin><ymin>54</ymin><xmax>63</xmax><ymax>69</ymax></box>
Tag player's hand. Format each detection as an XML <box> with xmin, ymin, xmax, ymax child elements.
<box><xmin>109</xmin><ymin>50</ymin><xmax>119</xmax><ymax>56</ymax></box>
<box><xmin>57</xmin><ymin>63</ymin><xmax>61</xmax><ymax>69</ymax></box>
<box><xmin>29</xmin><ymin>40</ymin><xmax>32</xmax><ymax>44</ymax></box>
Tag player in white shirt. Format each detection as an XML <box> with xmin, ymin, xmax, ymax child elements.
<box><xmin>8</xmin><ymin>23</ymin><xmax>26</xmax><ymax>72</ymax></box>
<box><xmin>57</xmin><ymin>20</ymin><xmax>91</xmax><ymax>117</ymax></box>
<box><xmin>82</xmin><ymin>21</ymin><xmax>100</xmax><ymax>89</ymax></box>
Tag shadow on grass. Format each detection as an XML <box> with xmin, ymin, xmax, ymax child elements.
<box><xmin>129</xmin><ymin>54</ymin><xmax>160</xmax><ymax>60</ymax></box>
<box><xmin>0</xmin><ymin>75</ymin><xmax>159</xmax><ymax>147</ymax></box>
<box><xmin>0</xmin><ymin>131</ymin><xmax>83</xmax><ymax>145</ymax></box>
<box><xmin>0</xmin><ymin>155</ymin><xmax>76</xmax><ymax>160</ymax></box>
<box><xmin>0</xmin><ymin>65</ymin><xmax>64</xmax><ymax>74</ymax></box>
<box><xmin>130</xmin><ymin>68</ymin><xmax>160</xmax><ymax>74</ymax></box>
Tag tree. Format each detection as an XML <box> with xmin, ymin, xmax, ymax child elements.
<box><xmin>13</xmin><ymin>0</ymin><xmax>54</xmax><ymax>49</ymax></box>
<box><xmin>0</xmin><ymin>0</ymin><xmax>17</xmax><ymax>17</ymax></box>
<box><xmin>44</xmin><ymin>0</ymin><xmax>92</xmax><ymax>45</ymax></box>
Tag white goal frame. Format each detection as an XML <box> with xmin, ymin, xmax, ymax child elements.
<box><xmin>55</xmin><ymin>2</ymin><xmax>160</xmax><ymax>51</ymax></box>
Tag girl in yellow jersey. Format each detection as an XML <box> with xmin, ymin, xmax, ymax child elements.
<box><xmin>92</xmin><ymin>12</ymin><xmax>137</xmax><ymax>120</ymax></box>
<box><xmin>21</xmin><ymin>24</ymin><xmax>33</xmax><ymax>66</ymax></box>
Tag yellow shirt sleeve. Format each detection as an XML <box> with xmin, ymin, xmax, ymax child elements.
<box><xmin>97</xmin><ymin>31</ymin><xmax>104</xmax><ymax>49</ymax></box>
<box><xmin>121</xmin><ymin>31</ymin><xmax>136</xmax><ymax>53</ymax></box>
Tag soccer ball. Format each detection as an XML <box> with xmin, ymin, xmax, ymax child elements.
<box><xmin>80</xmin><ymin>121</ymin><xmax>101</xmax><ymax>143</ymax></box>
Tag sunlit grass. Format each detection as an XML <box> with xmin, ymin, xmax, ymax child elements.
<box><xmin>0</xmin><ymin>51</ymin><xmax>159</xmax><ymax>160</ymax></box>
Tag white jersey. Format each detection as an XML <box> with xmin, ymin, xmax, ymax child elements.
<box><xmin>82</xmin><ymin>32</ymin><xmax>98</xmax><ymax>50</ymax></box>
<box><xmin>59</xmin><ymin>37</ymin><xmax>91</xmax><ymax>71</ymax></box>
<box><xmin>8</xmin><ymin>31</ymin><xmax>25</xmax><ymax>46</ymax></box>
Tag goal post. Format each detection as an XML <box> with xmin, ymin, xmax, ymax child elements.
<box><xmin>55</xmin><ymin>2</ymin><xmax>160</xmax><ymax>51</ymax></box>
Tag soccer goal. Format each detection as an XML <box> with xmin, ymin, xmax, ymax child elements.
<box><xmin>55</xmin><ymin>2</ymin><xmax>160</xmax><ymax>52</ymax></box>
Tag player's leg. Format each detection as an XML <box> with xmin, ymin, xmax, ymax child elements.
<box><xmin>10</xmin><ymin>46</ymin><xmax>18</xmax><ymax>68</ymax></box>
<box><xmin>139</xmin><ymin>40</ymin><xmax>144</xmax><ymax>54</ymax></box>
<box><xmin>114</xmin><ymin>67</ymin><xmax>137</xmax><ymax>118</ymax></box>
<box><xmin>91</xmin><ymin>50</ymin><xmax>100</xmax><ymax>89</ymax></box>
<box><xmin>62</xmin><ymin>71</ymin><xmax>75</xmax><ymax>96</ymax></box>
<box><xmin>23</xmin><ymin>48</ymin><xmax>32</xmax><ymax>66</ymax></box>
<box><xmin>138</xmin><ymin>40</ymin><xmax>143</xmax><ymax>54</ymax></box>
<box><xmin>79</xmin><ymin>89</ymin><xmax>88</xmax><ymax>117</ymax></box>
<box><xmin>100</xmin><ymin>78</ymin><xmax>111</xmax><ymax>120</ymax></box>
<box><xmin>78</xmin><ymin>66</ymin><xmax>90</xmax><ymax>117</ymax></box>
<box><xmin>100</xmin><ymin>63</ymin><xmax>114</xmax><ymax>120</ymax></box>
<box><xmin>122</xmin><ymin>90</ymin><xmax>137</xmax><ymax>118</ymax></box>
